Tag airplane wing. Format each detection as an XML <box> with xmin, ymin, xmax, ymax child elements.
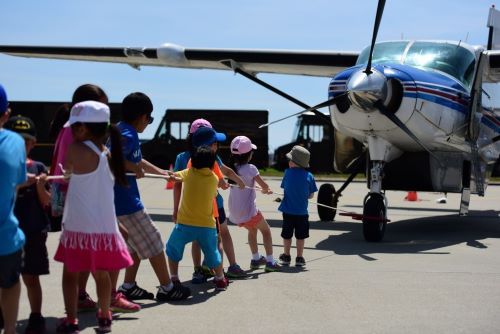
<box><xmin>0</xmin><ymin>43</ymin><xmax>358</xmax><ymax>78</ymax></box>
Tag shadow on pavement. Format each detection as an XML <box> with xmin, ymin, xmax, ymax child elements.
<box><xmin>311</xmin><ymin>210</ymin><xmax>500</xmax><ymax>257</ymax></box>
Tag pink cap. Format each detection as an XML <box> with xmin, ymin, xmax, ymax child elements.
<box><xmin>230</xmin><ymin>136</ymin><xmax>257</xmax><ymax>155</ymax></box>
<box><xmin>189</xmin><ymin>118</ymin><xmax>212</xmax><ymax>134</ymax></box>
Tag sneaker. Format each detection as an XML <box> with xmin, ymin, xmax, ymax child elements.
<box><xmin>118</xmin><ymin>282</ymin><xmax>154</xmax><ymax>300</ymax></box>
<box><xmin>201</xmin><ymin>264</ymin><xmax>214</xmax><ymax>277</ymax></box>
<box><xmin>214</xmin><ymin>277</ymin><xmax>229</xmax><ymax>291</ymax></box>
<box><xmin>279</xmin><ymin>253</ymin><xmax>292</xmax><ymax>266</ymax></box>
<box><xmin>191</xmin><ymin>267</ymin><xmax>208</xmax><ymax>284</ymax></box>
<box><xmin>77</xmin><ymin>291</ymin><xmax>97</xmax><ymax>312</ymax></box>
<box><xmin>265</xmin><ymin>261</ymin><xmax>281</xmax><ymax>272</ymax></box>
<box><xmin>226</xmin><ymin>264</ymin><xmax>247</xmax><ymax>278</ymax></box>
<box><xmin>250</xmin><ymin>256</ymin><xmax>267</xmax><ymax>269</ymax></box>
<box><xmin>96</xmin><ymin>311</ymin><xmax>112</xmax><ymax>333</ymax></box>
<box><xmin>156</xmin><ymin>284</ymin><xmax>191</xmax><ymax>302</ymax></box>
<box><xmin>56</xmin><ymin>318</ymin><xmax>79</xmax><ymax>334</ymax></box>
<box><xmin>110</xmin><ymin>292</ymin><xmax>141</xmax><ymax>313</ymax></box>
<box><xmin>295</xmin><ymin>256</ymin><xmax>306</xmax><ymax>267</ymax></box>
<box><xmin>25</xmin><ymin>313</ymin><xmax>46</xmax><ymax>334</ymax></box>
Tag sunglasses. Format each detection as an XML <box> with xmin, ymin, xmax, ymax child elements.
<box><xmin>147</xmin><ymin>114</ymin><xmax>154</xmax><ymax>124</ymax></box>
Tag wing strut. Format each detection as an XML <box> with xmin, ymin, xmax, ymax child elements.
<box><xmin>220</xmin><ymin>60</ymin><xmax>331</xmax><ymax>124</ymax></box>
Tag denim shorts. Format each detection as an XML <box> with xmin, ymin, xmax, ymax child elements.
<box><xmin>166</xmin><ymin>223</ymin><xmax>221</xmax><ymax>269</ymax></box>
<box><xmin>0</xmin><ymin>249</ymin><xmax>23</xmax><ymax>288</ymax></box>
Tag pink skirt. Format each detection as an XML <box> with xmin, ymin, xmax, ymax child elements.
<box><xmin>54</xmin><ymin>230</ymin><xmax>133</xmax><ymax>273</ymax></box>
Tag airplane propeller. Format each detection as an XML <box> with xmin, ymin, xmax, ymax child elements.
<box><xmin>259</xmin><ymin>92</ymin><xmax>348</xmax><ymax>128</ymax></box>
<box><xmin>365</xmin><ymin>0</ymin><xmax>386</xmax><ymax>75</ymax></box>
<box><xmin>373</xmin><ymin>100</ymin><xmax>440</xmax><ymax>161</ymax></box>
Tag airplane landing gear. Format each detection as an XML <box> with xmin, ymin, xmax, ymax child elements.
<box><xmin>363</xmin><ymin>160</ymin><xmax>387</xmax><ymax>241</ymax></box>
<box><xmin>362</xmin><ymin>192</ymin><xmax>387</xmax><ymax>241</ymax></box>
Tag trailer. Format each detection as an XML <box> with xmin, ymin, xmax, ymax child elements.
<box><xmin>141</xmin><ymin>109</ymin><xmax>269</xmax><ymax>169</ymax></box>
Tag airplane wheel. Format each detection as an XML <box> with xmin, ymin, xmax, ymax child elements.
<box><xmin>362</xmin><ymin>193</ymin><xmax>386</xmax><ymax>242</ymax></box>
<box><xmin>317</xmin><ymin>183</ymin><xmax>337</xmax><ymax>221</ymax></box>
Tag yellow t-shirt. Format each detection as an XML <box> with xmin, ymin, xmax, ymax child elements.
<box><xmin>176</xmin><ymin>167</ymin><xmax>218</xmax><ymax>228</ymax></box>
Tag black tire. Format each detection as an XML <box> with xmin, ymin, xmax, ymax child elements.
<box><xmin>362</xmin><ymin>193</ymin><xmax>386</xmax><ymax>242</ymax></box>
<box><xmin>317</xmin><ymin>183</ymin><xmax>337</xmax><ymax>221</ymax></box>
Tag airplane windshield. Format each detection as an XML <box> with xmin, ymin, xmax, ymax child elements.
<box><xmin>357</xmin><ymin>41</ymin><xmax>476</xmax><ymax>87</ymax></box>
<box><xmin>356</xmin><ymin>42</ymin><xmax>408</xmax><ymax>65</ymax></box>
<box><xmin>404</xmin><ymin>42</ymin><xmax>475</xmax><ymax>87</ymax></box>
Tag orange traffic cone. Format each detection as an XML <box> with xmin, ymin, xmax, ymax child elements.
<box><xmin>165</xmin><ymin>164</ymin><xmax>174</xmax><ymax>190</ymax></box>
<box><xmin>405</xmin><ymin>191</ymin><xmax>418</xmax><ymax>201</ymax></box>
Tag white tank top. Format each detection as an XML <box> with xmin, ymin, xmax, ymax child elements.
<box><xmin>62</xmin><ymin>140</ymin><xmax>119</xmax><ymax>234</ymax></box>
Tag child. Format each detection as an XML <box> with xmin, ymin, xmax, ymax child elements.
<box><xmin>278</xmin><ymin>146</ymin><xmax>318</xmax><ymax>267</ymax></box>
<box><xmin>114</xmin><ymin>92</ymin><xmax>190</xmax><ymax>302</ymax></box>
<box><xmin>172</xmin><ymin>119</ymin><xmax>246</xmax><ymax>282</ymax></box>
<box><xmin>54</xmin><ymin>101</ymin><xmax>133</xmax><ymax>333</ymax></box>
<box><xmin>0</xmin><ymin>84</ymin><xmax>27</xmax><ymax>334</ymax></box>
<box><xmin>228</xmin><ymin>136</ymin><xmax>280</xmax><ymax>272</ymax></box>
<box><xmin>48</xmin><ymin>84</ymin><xmax>139</xmax><ymax>314</ymax></box>
<box><xmin>166</xmin><ymin>145</ymin><xmax>229</xmax><ymax>290</ymax></box>
<box><xmin>4</xmin><ymin>116</ymin><xmax>51</xmax><ymax>334</ymax></box>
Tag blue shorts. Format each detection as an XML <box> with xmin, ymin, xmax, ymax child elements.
<box><xmin>166</xmin><ymin>224</ymin><xmax>221</xmax><ymax>269</ymax></box>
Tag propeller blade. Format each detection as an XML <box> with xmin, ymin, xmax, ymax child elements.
<box><xmin>259</xmin><ymin>93</ymin><xmax>347</xmax><ymax>128</ymax></box>
<box><xmin>374</xmin><ymin>100</ymin><xmax>440</xmax><ymax>161</ymax></box>
<box><xmin>365</xmin><ymin>0</ymin><xmax>386</xmax><ymax>74</ymax></box>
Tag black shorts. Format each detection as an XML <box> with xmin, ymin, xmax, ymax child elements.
<box><xmin>0</xmin><ymin>249</ymin><xmax>23</xmax><ymax>288</ymax></box>
<box><xmin>21</xmin><ymin>232</ymin><xmax>49</xmax><ymax>276</ymax></box>
<box><xmin>281</xmin><ymin>213</ymin><xmax>309</xmax><ymax>240</ymax></box>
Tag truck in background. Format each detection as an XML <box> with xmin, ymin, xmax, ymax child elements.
<box><xmin>140</xmin><ymin>109</ymin><xmax>269</xmax><ymax>170</ymax></box>
<box><xmin>272</xmin><ymin>112</ymin><xmax>335</xmax><ymax>173</ymax></box>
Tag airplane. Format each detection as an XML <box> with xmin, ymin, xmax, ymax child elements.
<box><xmin>1</xmin><ymin>0</ymin><xmax>500</xmax><ymax>242</ymax></box>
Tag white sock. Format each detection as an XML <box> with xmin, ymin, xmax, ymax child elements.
<box><xmin>252</xmin><ymin>253</ymin><xmax>260</xmax><ymax>261</ymax></box>
<box><xmin>266</xmin><ymin>255</ymin><xmax>274</xmax><ymax>263</ymax></box>
<box><xmin>161</xmin><ymin>282</ymin><xmax>174</xmax><ymax>291</ymax></box>
<box><xmin>215</xmin><ymin>275</ymin><xmax>225</xmax><ymax>281</ymax></box>
<box><xmin>121</xmin><ymin>282</ymin><xmax>135</xmax><ymax>290</ymax></box>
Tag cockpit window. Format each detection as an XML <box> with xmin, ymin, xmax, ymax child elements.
<box><xmin>356</xmin><ymin>42</ymin><xmax>408</xmax><ymax>65</ymax></box>
<box><xmin>357</xmin><ymin>41</ymin><xmax>476</xmax><ymax>87</ymax></box>
<box><xmin>404</xmin><ymin>42</ymin><xmax>476</xmax><ymax>87</ymax></box>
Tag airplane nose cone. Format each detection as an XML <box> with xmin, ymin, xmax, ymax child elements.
<box><xmin>347</xmin><ymin>69</ymin><xmax>387</xmax><ymax>112</ymax></box>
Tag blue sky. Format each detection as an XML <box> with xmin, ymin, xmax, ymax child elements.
<box><xmin>0</xmin><ymin>0</ymin><xmax>497</xmax><ymax>151</ymax></box>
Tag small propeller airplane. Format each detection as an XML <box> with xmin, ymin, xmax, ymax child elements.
<box><xmin>1</xmin><ymin>0</ymin><xmax>500</xmax><ymax>241</ymax></box>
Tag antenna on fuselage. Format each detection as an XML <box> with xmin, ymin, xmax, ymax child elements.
<box><xmin>364</xmin><ymin>0</ymin><xmax>386</xmax><ymax>75</ymax></box>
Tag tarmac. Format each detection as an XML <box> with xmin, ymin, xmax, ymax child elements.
<box><xmin>14</xmin><ymin>178</ymin><xmax>500</xmax><ymax>334</ymax></box>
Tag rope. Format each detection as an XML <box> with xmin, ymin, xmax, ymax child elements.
<box><xmin>228</xmin><ymin>184</ymin><xmax>341</xmax><ymax>211</ymax></box>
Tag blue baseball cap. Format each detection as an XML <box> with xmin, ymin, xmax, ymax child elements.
<box><xmin>0</xmin><ymin>84</ymin><xmax>8</xmax><ymax>114</ymax></box>
<box><xmin>192</xmin><ymin>127</ymin><xmax>226</xmax><ymax>147</ymax></box>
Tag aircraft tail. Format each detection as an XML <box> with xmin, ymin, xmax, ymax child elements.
<box><xmin>487</xmin><ymin>6</ymin><xmax>500</xmax><ymax>50</ymax></box>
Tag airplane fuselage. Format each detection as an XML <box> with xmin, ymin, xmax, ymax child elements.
<box><xmin>328</xmin><ymin>41</ymin><xmax>500</xmax><ymax>162</ymax></box>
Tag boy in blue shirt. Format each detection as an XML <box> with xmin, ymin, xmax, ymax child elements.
<box><xmin>0</xmin><ymin>84</ymin><xmax>27</xmax><ymax>334</ymax></box>
<box><xmin>114</xmin><ymin>92</ymin><xmax>190</xmax><ymax>302</ymax></box>
<box><xmin>278</xmin><ymin>146</ymin><xmax>317</xmax><ymax>267</ymax></box>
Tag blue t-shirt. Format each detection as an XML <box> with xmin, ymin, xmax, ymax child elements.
<box><xmin>113</xmin><ymin>122</ymin><xmax>144</xmax><ymax>216</ymax></box>
<box><xmin>0</xmin><ymin>129</ymin><xmax>26</xmax><ymax>255</ymax></box>
<box><xmin>174</xmin><ymin>151</ymin><xmax>224</xmax><ymax>208</ymax></box>
<box><xmin>278</xmin><ymin>167</ymin><xmax>318</xmax><ymax>215</ymax></box>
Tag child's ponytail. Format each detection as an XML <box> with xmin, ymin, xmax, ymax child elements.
<box><xmin>108</xmin><ymin>124</ymin><xmax>128</xmax><ymax>186</ymax></box>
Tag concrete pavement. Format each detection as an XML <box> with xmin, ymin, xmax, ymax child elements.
<box><xmin>14</xmin><ymin>178</ymin><xmax>500</xmax><ymax>333</ymax></box>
